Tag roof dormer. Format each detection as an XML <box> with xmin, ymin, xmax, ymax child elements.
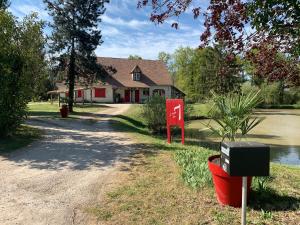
<box><xmin>131</xmin><ymin>65</ymin><xmax>142</xmax><ymax>81</ymax></box>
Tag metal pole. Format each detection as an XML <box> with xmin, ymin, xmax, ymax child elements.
<box><xmin>241</xmin><ymin>176</ymin><xmax>247</xmax><ymax>225</ymax></box>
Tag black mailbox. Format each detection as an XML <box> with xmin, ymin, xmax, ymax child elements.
<box><xmin>220</xmin><ymin>142</ymin><xmax>270</xmax><ymax>176</ymax></box>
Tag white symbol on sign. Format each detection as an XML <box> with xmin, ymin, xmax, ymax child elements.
<box><xmin>174</xmin><ymin>104</ymin><xmax>181</xmax><ymax>120</ymax></box>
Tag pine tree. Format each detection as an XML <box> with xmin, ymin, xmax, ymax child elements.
<box><xmin>0</xmin><ymin>0</ymin><xmax>10</xmax><ymax>9</ymax></box>
<box><xmin>44</xmin><ymin>0</ymin><xmax>109</xmax><ymax>112</ymax></box>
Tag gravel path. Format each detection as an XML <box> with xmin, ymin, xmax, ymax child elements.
<box><xmin>0</xmin><ymin>104</ymin><xmax>136</xmax><ymax>225</ymax></box>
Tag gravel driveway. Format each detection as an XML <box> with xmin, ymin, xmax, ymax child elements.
<box><xmin>0</xmin><ymin>104</ymin><xmax>136</xmax><ymax>225</ymax></box>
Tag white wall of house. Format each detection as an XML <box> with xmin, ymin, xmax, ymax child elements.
<box><xmin>59</xmin><ymin>86</ymin><xmax>114</xmax><ymax>103</ymax></box>
<box><xmin>60</xmin><ymin>93</ymin><xmax>66</xmax><ymax>98</ymax></box>
<box><xmin>59</xmin><ymin>85</ymin><xmax>175</xmax><ymax>103</ymax></box>
<box><xmin>114</xmin><ymin>87</ymin><xmax>150</xmax><ymax>103</ymax></box>
<box><xmin>84</xmin><ymin>89</ymin><xmax>92</xmax><ymax>101</ymax></box>
<box><xmin>74</xmin><ymin>90</ymin><xmax>84</xmax><ymax>102</ymax></box>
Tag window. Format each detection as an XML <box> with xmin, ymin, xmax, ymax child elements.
<box><xmin>77</xmin><ymin>90</ymin><xmax>82</xmax><ymax>98</ymax></box>
<box><xmin>132</xmin><ymin>72</ymin><xmax>141</xmax><ymax>81</ymax></box>
<box><xmin>95</xmin><ymin>88</ymin><xmax>106</xmax><ymax>98</ymax></box>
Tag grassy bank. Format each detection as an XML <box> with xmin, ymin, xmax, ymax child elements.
<box><xmin>88</xmin><ymin>105</ymin><xmax>300</xmax><ymax>225</ymax></box>
<box><xmin>28</xmin><ymin>102</ymin><xmax>110</xmax><ymax>119</ymax></box>
<box><xmin>0</xmin><ymin>125</ymin><xmax>41</xmax><ymax>153</ymax></box>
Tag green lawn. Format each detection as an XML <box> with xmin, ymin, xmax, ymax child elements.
<box><xmin>89</xmin><ymin>104</ymin><xmax>300</xmax><ymax>225</ymax></box>
<box><xmin>28</xmin><ymin>102</ymin><xmax>110</xmax><ymax>119</ymax></box>
<box><xmin>0</xmin><ymin>125</ymin><xmax>42</xmax><ymax>153</ymax></box>
<box><xmin>189</xmin><ymin>102</ymin><xmax>212</xmax><ymax>119</ymax></box>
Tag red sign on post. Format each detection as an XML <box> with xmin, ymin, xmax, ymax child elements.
<box><xmin>166</xmin><ymin>99</ymin><xmax>185</xmax><ymax>144</ymax></box>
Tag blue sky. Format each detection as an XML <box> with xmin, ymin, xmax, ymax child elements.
<box><xmin>9</xmin><ymin>0</ymin><xmax>208</xmax><ymax>59</ymax></box>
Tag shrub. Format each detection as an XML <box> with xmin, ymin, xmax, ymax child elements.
<box><xmin>0</xmin><ymin>11</ymin><xmax>45</xmax><ymax>137</ymax></box>
<box><xmin>241</xmin><ymin>81</ymin><xmax>259</xmax><ymax>96</ymax></box>
<box><xmin>141</xmin><ymin>95</ymin><xmax>192</xmax><ymax>133</ymax></box>
<box><xmin>260</xmin><ymin>82</ymin><xmax>281</xmax><ymax>105</ymax></box>
<box><xmin>0</xmin><ymin>58</ymin><xmax>29</xmax><ymax>137</ymax></box>
<box><xmin>141</xmin><ymin>95</ymin><xmax>166</xmax><ymax>133</ymax></box>
<box><xmin>283</xmin><ymin>87</ymin><xmax>300</xmax><ymax>105</ymax></box>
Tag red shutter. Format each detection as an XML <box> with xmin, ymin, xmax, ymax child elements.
<box><xmin>77</xmin><ymin>90</ymin><xmax>82</xmax><ymax>98</ymax></box>
<box><xmin>95</xmin><ymin>88</ymin><xmax>106</xmax><ymax>98</ymax></box>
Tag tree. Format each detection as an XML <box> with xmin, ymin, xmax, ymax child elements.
<box><xmin>172</xmin><ymin>46</ymin><xmax>243</xmax><ymax>102</ymax></box>
<box><xmin>0</xmin><ymin>11</ymin><xmax>46</xmax><ymax>137</ymax></box>
<box><xmin>138</xmin><ymin>0</ymin><xmax>300</xmax><ymax>86</ymax></box>
<box><xmin>44</xmin><ymin>0</ymin><xmax>109</xmax><ymax>112</ymax></box>
<box><xmin>128</xmin><ymin>55</ymin><xmax>142</xmax><ymax>60</ymax></box>
<box><xmin>248</xmin><ymin>0</ymin><xmax>300</xmax><ymax>56</ymax></box>
<box><xmin>0</xmin><ymin>0</ymin><xmax>10</xmax><ymax>9</ymax></box>
<box><xmin>158</xmin><ymin>52</ymin><xmax>171</xmax><ymax>65</ymax></box>
<box><xmin>158</xmin><ymin>51</ymin><xmax>174</xmax><ymax>77</ymax></box>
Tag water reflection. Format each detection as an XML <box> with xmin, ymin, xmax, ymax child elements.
<box><xmin>270</xmin><ymin>146</ymin><xmax>300</xmax><ymax>166</ymax></box>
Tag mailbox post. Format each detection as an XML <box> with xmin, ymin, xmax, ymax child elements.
<box><xmin>220</xmin><ymin>142</ymin><xmax>270</xmax><ymax>225</ymax></box>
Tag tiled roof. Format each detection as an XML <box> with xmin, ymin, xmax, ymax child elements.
<box><xmin>97</xmin><ymin>57</ymin><xmax>173</xmax><ymax>88</ymax></box>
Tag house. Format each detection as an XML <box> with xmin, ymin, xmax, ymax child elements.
<box><xmin>54</xmin><ymin>57</ymin><xmax>184</xmax><ymax>103</ymax></box>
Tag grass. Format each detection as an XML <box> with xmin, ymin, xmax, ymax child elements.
<box><xmin>0</xmin><ymin>125</ymin><xmax>42</xmax><ymax>153</ymax></box>
<box><xmin>189</xmin><ymin>103</ymin><xmax>212</xmax><ymax>119</ymax></box>
<box><xmin>88</xmin><ymin>105</ymin><xmax>300</xmax><ymax>225</ymax></box>
<box><xmin>27</xmin><ymin>101</ymin><xmax>110</xmax><ymax>119</ymax></box>
<box><xmin>259</xmin><ymin>104</ymin><xmax>300</xmax><ymax>109</ymax></box>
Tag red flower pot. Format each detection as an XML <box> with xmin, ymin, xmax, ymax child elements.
<box><xmin>60</xmin><ymin>105</ymin><xmax>68</xmax><ymax>118</ymax></box>
<box><xmin>208</xmin><ymin>155</ymin><xmax>252</xmax><ymax>208</ymax></box>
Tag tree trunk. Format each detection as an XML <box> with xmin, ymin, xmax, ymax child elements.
<box><xmin>68</xmin><ymin>46</ymin><xmax>75</xmax><ymax>112</ymax></box>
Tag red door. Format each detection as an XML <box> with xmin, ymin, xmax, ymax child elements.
<box><xmin>125</xmin><ymin>90</ymin><xmax>130</xmax><ymax>103</ymax></box>
<box><xmin>135</xmin><ymin>90</ymin><xmax>140</xmax><ymax>103</ymax></box>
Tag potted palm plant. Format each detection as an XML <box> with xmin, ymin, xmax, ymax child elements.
<box><xmin>207</xmin><ymin>90</ymin><xmax>263</xmax><ymax>207</ymax></box>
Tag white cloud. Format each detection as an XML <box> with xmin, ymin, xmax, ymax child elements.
<box><xmin>97</xmin><ymin>28</ymin><xmax>202</xmax><ymax>59</ymax></box>
<box><xmin>102</xmin><ymin>14</ymin><xmax>150</xmax><ymax>29</ymax></box>
<box><xmin>102</xmin><ymin>26</ymin><xmax>121</xmax><ymax>36</ymax></box>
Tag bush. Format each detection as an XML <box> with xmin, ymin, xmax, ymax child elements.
<box><xmin>260</xmin><ymin>82</ymin><xmax>281</xmax><ymax>105</ymax></box>
<box><xmin>241</xmin><ymin>81</ymin><xmax>259</xmax><ymax>95</ymax></box>
<box><xmin>241</xmin><ymin>81</ymin><xmax>300</xmax><ymax>106</ymax></box>
<box><xmin>0</xmin><ymin>11</ymin><xmax>45</xmax><ymax>137</ymax></box>
<box><xmin>141</xmin><ymin>95</ymin><xmax>192</xmax><ymax>134</ymax></box>
<box><xmin>0</xmin><ymin>59</ymin><xmax>29</xmax><ymax>137</ymax></box>
<box><xmin>283</xmin><ymin>87</ymin><xmax>300</xmax><ymax>105</ymax></box>
<box><xmin>141</xmin><ymin>95</ymin><xmax>166</xmax><ymax>133</ymax></box>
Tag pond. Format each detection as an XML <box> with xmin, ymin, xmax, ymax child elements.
<box><xmin>253</xmin><ymin>109</ymin><xmax>300</xmax><ymax>166</ymax></box>
<box><xmin>186</xmin><ymin>109</ymin><xmax>300</xmax><ymax>166</ymax></box>
<box><xmin>271</xmin><ymin>146</ymin><xmax>300</xmax><ymax>166</ymax></box>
